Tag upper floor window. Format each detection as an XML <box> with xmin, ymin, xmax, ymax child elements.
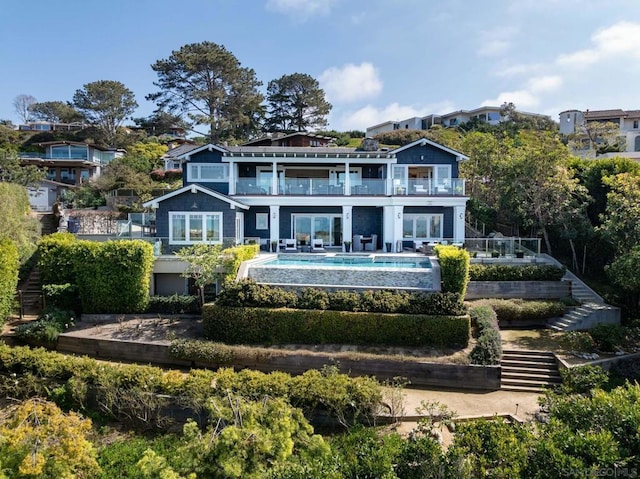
<box><xmin>634</xmin><ymin>120</ymin><xmax>639</xmax><ymax>129</ymax></box>
<box><xmin>188</xmin><ymin>163</ymin><xmax>229</xmax><ymax>182</ymax></box>
<box><xmin>50</xmin><ymin>145</ymin><xmax>88</xmax><ymax>159</ymax></box>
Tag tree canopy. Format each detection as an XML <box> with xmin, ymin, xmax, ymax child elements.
<box><xmin>72</xmin><ymin>80</ymin><xmax>138</xmax><ymax>147</ymax></box>
<box><xmin>148</xmin><ymin>41</ymin><xmax>264</xmax><ymax>143</ymax></box>
<box><xmin>28</xmin><ymin>100</ymin><xmax>84</xmax><ymax>123</ymax></box>
<box><xmin>13</xmin><ymin>94</ymin><xmax>36</xmax><ymax>123</ymax></box>
<box><xmin>265</xmin><ymin>73</ymin><xmax>331</xmax><ymax>132</ymax></box>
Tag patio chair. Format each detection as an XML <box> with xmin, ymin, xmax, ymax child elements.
<box><xmin>310</xmin><ymin>238</ymin><xmax>325</xmax><ymax>252</ymax></box>
<box><xmin>364</xmin><ymin>234</ymin><xmax>377</xmax><ymax>251</ymax></box>
<box><xmin>283</xmin><ymin>239</ymin><xmax>298</xmax><ymax>252</ymax></box>
<box><xmin>352</xmin><ymin>234</ymin><xmax>363</xmax><ymax>252</ymax></box>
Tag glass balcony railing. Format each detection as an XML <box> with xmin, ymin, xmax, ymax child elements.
<box><xmin>232</xmin><ymin>177</ymin><xmax>466</xmax><ymax>196</ymax></box>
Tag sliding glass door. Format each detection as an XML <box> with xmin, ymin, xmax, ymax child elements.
<box><xmin>292</xmin><ymin>214</ymin><xmax>343</xmax><ymax>246</ymax></box>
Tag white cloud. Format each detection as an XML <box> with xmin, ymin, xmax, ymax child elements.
<box><xmin>527</xmin><ymin>75</ymin><xmax>563</xmax><ymax>93</ymax></box>
<box><xmin>477</xmin><ymin>27</ymin><xmax>518</xmax><ymax>57</ymax></box>
<box><xmin>265</xmin><ymin>0</ymin><xmax>337</xmax><ymax>21</ymax></box>
<box><xmin>556</xmin><ymin>21</ymin><xmax>640</xmax><ymax>68</ymax></box>
<box><xmin>493</xmin><ymin>63</ymin><xmax>544</xmax><ymax>78</ymax></box>
<box><xmin>319</xmin><ymin>63</ymin><xmax>383</xmax><ymax>103</ymax></box>
<box><xmin>481</xmin><ymin>90</ymin><xmax>540</xmax><ymax>109</ymax></box>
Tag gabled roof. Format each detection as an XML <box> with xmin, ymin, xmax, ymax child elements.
<box><xmin>178</xmin><ymin>143</ymin><xmax>229</xmax><ymax>159</ymax></box>
<box><xmin>391</xmin><ymin>138</ymin><xmax>469</xmax><ymax>161</ymax></box>
<box><xmin>142</xmin><ymin>184</ymin><xmax>249</xmax><ymax>210</ymax></box>
<box><xmin>163</xmin><ymin>143</ymin><xmax>201</xmax><ymax>159</ymax></box>
<box><xmin>584</xmin><ymin>109</ymin><xmax>627</xmax><ymax>120</ymax></box>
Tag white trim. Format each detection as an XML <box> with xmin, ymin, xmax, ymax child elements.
<box><xmin>169</xmin><ymin>211</ymin><xmax>223</xmax><ymax>245</ymax></box>
<box><xmin>391</xmin><ymin>138</ymin><xmax>469</xmax><ymax>161</ymax></box>
<box><xmin>181</xmin><ymin>143</ymin><xmax>228</xmax><ymax>159</ymax></box>
<box><xmin>142</xmin><ymin>184</ymin><xmax>249</xmax><ymax>210</ymax></box>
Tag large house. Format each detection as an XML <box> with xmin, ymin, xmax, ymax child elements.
<box><xmin>559</xmin><ymin>108</ymin><xmax>640</xmax><ymax>158</ymax></box>
<box><xmin>143</xmin><ymin>138</ymin><xmax>469</xmax><ymax>253</ymax></box>
<box><xmin>366</xmin><ymin>106</ymin><xmax>551</xmax><ymax>137</ymax></box>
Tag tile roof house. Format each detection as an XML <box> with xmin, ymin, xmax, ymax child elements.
<box><xmin>559</xmin><ymin>108</ymin><xmax>640</xmax><ymax>158</ymax></box>
<box><xmin>144</xmin><ymin>138</ymin><xmax>469</xmax><ymax>253</ymax></box>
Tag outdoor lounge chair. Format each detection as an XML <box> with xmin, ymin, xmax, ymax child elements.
<box><xmin>310</xmin><ymin>238</ymin><xmax>325</xmax><ymax>252</ymax></box>
<box><xmin>283</xmin><ymin>239</ymin><xmax>298</xmax><ymax>252</ymax></box>
<box><xmin>364</xmin><ymin>234</ymin><xmax>377</xmax><ymax>251</ymax></box>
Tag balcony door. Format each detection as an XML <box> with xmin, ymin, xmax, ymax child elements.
<box><xmin>292</xmin><ymin>214</ymin><xmax>342</xmax><ymax>246</ymax></box>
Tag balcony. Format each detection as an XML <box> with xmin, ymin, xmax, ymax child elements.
<box><xmin>233</xmin><ymin>177</ymin><xmax>465</xmax><ymax>196</ymax></box>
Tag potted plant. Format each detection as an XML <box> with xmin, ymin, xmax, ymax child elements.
<box><xmin>385</xmin><ymin>242</ymin><xmax>392</xmax><ymax>252</ymax></box>
<box><xmin>271</xmin><ymin>240</ymin><xmax>278</xmax><ymax>253</ymax></box>
<box><xmin>344</xmin><ymin>240</ymin><xmax>352</xmax><ymax>252</ymax></box>
<box><xmin>515</xmin><ymin>249</ymin><xmax>525</xmax><ymax>258</ymax></box>
<box><xmin>491</xmin><ymin>250</ymin><xmax>500</xmax><ymax>258</ymax></box>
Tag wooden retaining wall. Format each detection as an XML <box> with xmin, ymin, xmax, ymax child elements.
<box><xmin>56</xmin><ymin>335</ymin><xmax>501</xmax><ymax>391</ymax></box>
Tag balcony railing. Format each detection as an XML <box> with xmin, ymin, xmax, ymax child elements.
<box><xmin>234</xmin><ymin>177</ymin><xmax>465</xmax><ymax>196</ymax></box>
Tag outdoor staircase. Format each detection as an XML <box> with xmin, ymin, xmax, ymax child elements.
<box><xmin>545</xmin><ymin>266</ymin><xmax>620</xmax><ymax>331</ymax></box>
<box><xmin>15</xmin><ymin>267</ymin><xmax>43</xmax><ymax>317</ymax></box>
<box><xmin>38</xmin><ymin>213</ymin><xmax>59</xmax><ymax>236</ymax></box>
<box><xmin>501</xmin><ymin>349</ymin><xmax>562</xmax><ymax>392</ymax></box>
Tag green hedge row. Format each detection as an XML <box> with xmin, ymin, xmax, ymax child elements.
<box><xmin>203</xmin><ymin>303</ymin><xmax>470</xmax><ymax>348</ymax></box>
<box><xmin>468</xmin><ymin>305</ymin><xmax>502</xmax><ymax>365</ymax></box>
<box><xmin>469</xmin><ymin>298</ymin><xmax>566</xmax><ymax>323</ymax></box>
<box><xmin>0</xmin><ymin>182</ymin><xmax>40</xmax><ymax>272</ymax></box>
<box><xmin>42</xmin><ymin>283</ymin><xmax>79</xmax><ymax>314</ymax></box>
<box><xmin>469</xmin><ymin>264</ymin><xmax>566</xmax><ymax>281</ymax></box>
<box><xmin>217</xmin><ymin>280</ymin><xmax>466</xmax><ymax>316</ymax></box>
<box><xmin>0</xmin><ymin>239</ymin><xmax>19</xmax><ymax>324</ymax></box>
<box><xmin>435</xmin><ymin>245</ymin><xmax>470</xmax><ymax>297</ymax></box>
<box><xmin>0</xmin><ymin>344</ymin><xmax>383</xmax><ymax>429</ymax></box>
<box><xmin>37</xmin><ymin>234</ymin><xmax>154</xmax><ymax>313</ymax></box>
<box><xmin>145</xmin><ymin>295</ymin><xmax>200</xmax><ymax>314</ymax></box>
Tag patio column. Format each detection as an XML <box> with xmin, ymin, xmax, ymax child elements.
<box><xmin>344</xmin><ymin>160</ymin><xmax>351</xmax><ymax>195</ymax></box>
<box><xmin>453</xmin><ymin>205</ymin><xmax>466</xmax><ymax>244</ymax></box>
<box><xmin>383</xmin><ymin>205</ymin><xmax>404</xmax><ymax>252</ymax></box>
<box><xmin>269</xmin><ymin>205</ymin><xmax>280</xmax><ymax>244</ymax></box>
<box><xmin>342</xmin><ymin>205</ymin><xmax>353</xmax><ymax>252</ymax></box>
<box><xmin>271</xmin><ymin>161</ymin><xmax>278</xmax><ymax>195</ymax></box>
<box><xmin>228</xmin><ymin>159</ymin><xmax>236</xmax><ymax>195</ymax></box>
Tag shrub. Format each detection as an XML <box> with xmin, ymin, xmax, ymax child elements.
<box><xmin>14</xmin><ymin>308</ymin><xmax>75</xmax><ymax>345</ymax></box>
<box><xmin>468</xmin><ymin>305</ymin><xmax>502</xmax><ymax>365</ymax></box>
<box><xmin>470</xmin><ymin>299</ymin><xmax>565</xmax><ymax>323</ymax></box>
<box><xmin>169</xmin><ymin>339</ymin><xmax>235</xmax><ymax>365</ymax></box>
<box><xmin>435</xmin><ymin>245</ymin><xmax>470</xmax><ymax>297</ymax></box>
<box><xmin>560</xmin><ymin>331</ymin><xmax>596</xmax><ymax>352</ymax></box>
<box><xmin>42</xmin><ymin>283</ymin><xmax>80</xmax><ymax>314</ymax></box>
<box><xmin>203</xmin><ymin>303</ymin><xmax>470</xmax><ymax>348</ymax></box>
<box><xmin>0</xmin><ymin>239</ymin><xmax>19</xmax><ymax>324</ymax></box>
<box><xmin>221</xmin><ymin>244</ymin><xmax>260</xmax><ymax>284</ymax></box>
<box><xmin>588</xmin><ymin>324</ymin><xmax>626</xmax><ymax>352</ymax></box>
<box><xmin>217</xmin><ymin>280</ymin><xmax>466</xmax><ymax>316</ymax></box>
<box><xmin>559</xmin><ymin>365</ymin><xmax>610</xmax><ymax>394</ymax></box>
<box><xmin>469</xmin><ymin>264</ymin><xmax>566</xmax><ymax>281</ymax></box>
<box><xmin>145</xmin><ymin>295</ymin><xmax>200</xmax><ymax>314</ymax></box>
<box><xmin>37</xmin><ymin>232</ymin><xmax>79</xmax><ymax>285</ymax></box>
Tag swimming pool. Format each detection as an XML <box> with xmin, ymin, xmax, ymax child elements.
<box><xmin>246</xmin><ymin>253</ymin><xmax>435</xmax><ymax>290</ymax></box>
<box><xmin>262</xmin><ymin>253</ymin><xmax>432</xmax><ymax>269</ymax></box>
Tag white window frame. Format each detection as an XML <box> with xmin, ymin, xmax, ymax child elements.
<box><xmin>255</xmin><ymin>213</ymin><xmax>268</xmax><ymax>230</ymax></box>
<box><xmin>187</xmin><ymin>163</ymin><xmax>229</xmax><ymax>182</ymax></box>
<box><xmin>402</xmin><ymin>214</ymin><xmax>444</xmax><ymax>240</ymax></box>
<box><xmin>169</xmin><ymin>211</ymin><xmax>223</xmax><ymax>245</ymax></box>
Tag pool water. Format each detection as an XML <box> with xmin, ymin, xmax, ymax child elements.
<box><xmin>261</xmin><ymin>254</ymin><xmax>431</xmax><ymax>269</ymax></box>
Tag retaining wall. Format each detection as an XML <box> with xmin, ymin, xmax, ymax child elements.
<box><xmin>465</xmin><ymin>280</ymin><xmax>571</xmax><ymax>299</ymax></box>
<box><xmin>56</xmin><ymin>335</ymin><xmax>500</xmax><ymax>391</ymax></box>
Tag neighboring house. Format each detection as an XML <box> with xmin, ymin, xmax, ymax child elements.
<box><xmin>19</xmin><ymin>141</ymin><xmax>125</xmax><ymax>211</ymax></box>
<box><xmin>27</xmin><ymin>179</ymin><xmax>75</xmax><ymax>212</ymax></box>
<box><xmin>559</xmin><ymin>108</ymin><xmax>640</xmax><ymax>159</ymax></box>
<box><xmin>18</xmin><ymin>121</ymin><xmax>87</xmax><ymax>132</ymax></box>
<box><xmin>143</xmin><ymin>138</ymin><xmax>469</xmax><ymax>253</ymax></box>
<box><xmin>243</xmin><ymin>132</ymin><xmax>336</xmax><ymax>148</ymax></box>
<box><xmin>19</xmin><ymin>141</ymin><xmax>124</xmax><ymax>186</ymax></box>
<box><xmin>162</xmin><ymin>142</ymin><xmax>201</xmax><ymax>170</ymax></box>
<box><xmin>366</xmin><ymin>106</ymin><xmax>550</xmax><ymax>137</ymax></box>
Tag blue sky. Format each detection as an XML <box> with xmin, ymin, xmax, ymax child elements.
<box><xmin>1</xmin><ymin>0</ymin><xmax>639</xmax><ymax>132</ymax></box>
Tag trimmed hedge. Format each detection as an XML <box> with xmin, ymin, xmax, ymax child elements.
<box><xmin>0</xmin><ymin>344</ymin><xmax>383</xmax><ymax>429</ymax></box>
<box><xmin>146</xmin><ymin>295</ymin><xmax>200</xmax><ymax>314</ymax></box>
<box><xmin>468</xmin><ymin>298</ymin><xmax>566</xmax><ymax>323</ymax></box>
<box><xmin>468</xmin><ymin>305</ymin><xmax>502</xmax><ymax>365</ymax></box>
<box><xmin>38</xmin><ymin>236</ymin><xmax>154</xmax><ymax>314</ymax></box>
<box><xmin>216</xmin><ymin>280</ymin><xmax>466</xmax><ymax>316</ymax></box>
<box><xmin>0</xmin><ymin>239</ymin><xmax>19</xmax><ymax>324</ymax></box>
<box><xmin>221</xmin><ymin>244</ymin><xmax>260</xmax><ymax>284</ymax></box>
<box><xmin>435</xmin><ymin>245</ymin><xmax>470</xmax><ymax>297</ymax></box>
<box><xmin>469</xmin><ymin>264</ymin><xmax>566</xmax><ymax>281</ymax></box>
<box><xmin>203</xmin><ymin>303</ymin><xmax>470</xmax><ymax>348</ymax></box>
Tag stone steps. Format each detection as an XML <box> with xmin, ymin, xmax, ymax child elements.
<box><xmin>501</xmin><ymin>349</ymin><xmax>561</xmax><ymax>392</ymax></box>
